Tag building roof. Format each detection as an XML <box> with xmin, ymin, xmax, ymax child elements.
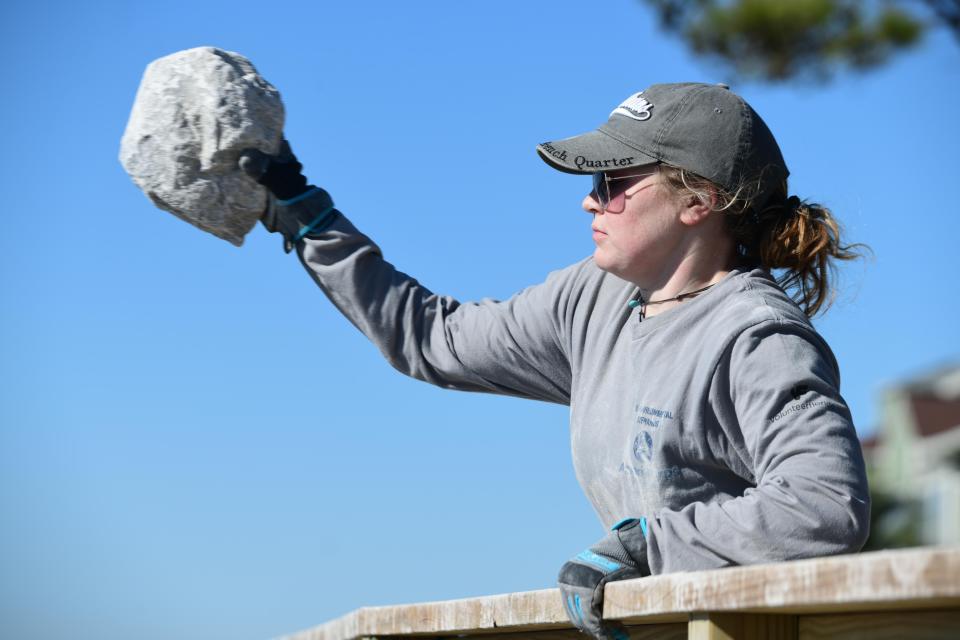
<box><xmin>910</xmin><ymin>392</ymin><xmax>960</xmax><ymax>438</ymax></box>
<box><xmin>898</xmin><ymin>362</ymin><xmax>960</xmax><ymax>439</ymax></box>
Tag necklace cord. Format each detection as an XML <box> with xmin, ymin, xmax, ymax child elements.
<box><xmin>645</xmin><ymin>283</ymin><xmax>716</xmax><ymax>305</ymax></box>
<box><xmin>628</xmin><ymin>282</ymin><xmax>718</xmax><ymax>320</ymax></box>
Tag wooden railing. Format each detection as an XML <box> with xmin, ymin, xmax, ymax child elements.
<box><xmin>280</xmin><ymin>545</ymin><xmax>960</xmax><ymax>640</ymax></box>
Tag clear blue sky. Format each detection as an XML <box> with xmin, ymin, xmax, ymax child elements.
<box><xmin>1</xmin><ymin>1</ymin><xmax>958</xmax><ymax>638</ymax></box>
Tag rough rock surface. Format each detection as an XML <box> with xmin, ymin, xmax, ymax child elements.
<box><xmin>119</xmin><ymin>47</ymin><xmax>284</xmax><ymax>246</ymax></box>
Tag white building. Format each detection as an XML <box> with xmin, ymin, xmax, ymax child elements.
<box><xmin>862</xmin><ymin>362</ymin><xmax>960</xmax><ymax>546</ymax></box>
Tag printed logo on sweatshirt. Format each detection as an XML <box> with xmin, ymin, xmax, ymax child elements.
<box><xmin>634</xmin><ymin>403</ymin><xmax>675</xmax><ymax>429</ymax></box>
<box><xmin>632</xmin><ymin>431</ymin><xmax>654</xmax><ymax>461</ymax></box>
<box><xmin>617</xmin><ymin>462</ymin><xmax>681</xmax><ymax>482</ymax></box>
<box><xmin>769</xmin><ymin>398</ymin><xmax>829</xmax><ymax>423</ymax></box>
<box><xmin>623</xmin><ymin>401</ymin><xmax>680</xmax><ymax>479</ymax></box>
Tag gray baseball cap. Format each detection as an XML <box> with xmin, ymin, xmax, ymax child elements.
<box><xmin>537</xmin><ymin>82</ymin><xmax>789</xmax><ymax>207</ymax></box>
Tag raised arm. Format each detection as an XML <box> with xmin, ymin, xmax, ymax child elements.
<box><xmin>241</xmin><ymin>142</ymin><xmax>576</xmax><ymax>404</ymax></box>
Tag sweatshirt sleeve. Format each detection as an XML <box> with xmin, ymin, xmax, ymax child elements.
<box><xmin>290</xmin><ymin>210</ymin><xmax>575</xmax><ymax>405</ymax></box>
<box><xmin>644</xmin><ymin>320</ymin><xmax>871</xmax><ymax>574</ymax></box>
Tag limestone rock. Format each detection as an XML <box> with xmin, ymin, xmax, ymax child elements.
<box><xmin>119</xmin><ymin>47</ymin><xmax>284</xmax><ymax>246</ymax></box>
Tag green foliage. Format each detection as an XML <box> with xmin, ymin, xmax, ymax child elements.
<box><xmin>644</xmin><ymin>0</ymin><xmax>932</xmax><ymax>82</ymax></box>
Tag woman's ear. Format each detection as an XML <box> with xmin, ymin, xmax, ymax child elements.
<box><xmin>679</xmin><ymin>190</ymin><xmax>716</xmax><ymax>227</ymax></box>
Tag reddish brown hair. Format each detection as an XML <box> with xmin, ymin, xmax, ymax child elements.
<box><xmin>658</xmin><ymin>165</ymin><xmax>870</xmax><ymax>317</ymax></box>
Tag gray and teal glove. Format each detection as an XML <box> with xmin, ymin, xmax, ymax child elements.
<box><xmin>239</xmin><ymin>140</ymin><xmax>338</xmax><ymax>253</ymax></box>
<box><xmin>558</xmin><ymin>517</ymin><xmax>650</xmax><ymax>640</ymax></box>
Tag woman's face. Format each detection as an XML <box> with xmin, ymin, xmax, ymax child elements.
<box><xmin>583</xmin><ymin>165</ymin><xmax>691</xmax><ymax>285</ymax></box>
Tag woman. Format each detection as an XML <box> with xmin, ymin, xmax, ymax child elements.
<box><xmin>240</xmin><ymin>82</ymin><xmax>871</xmax><ymax>640</ymax></box>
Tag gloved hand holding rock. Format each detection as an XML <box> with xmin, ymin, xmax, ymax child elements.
<box><xmin>119</xmin><ymin>47</ymin><xmax>288</xmax><ymax>247</ymax></box>
<box><xmin>239</xmin><ymin>140</ymin><xmax>338</xmax><ymax>253</ymax></box>
<box><xmin>557</xmin><ymin>517</ymin><xmax>650</xmax><ymax>640</ymax></box>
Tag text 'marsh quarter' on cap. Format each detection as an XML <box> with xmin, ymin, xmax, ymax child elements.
<box><xmin>536</xmin><ymin>82</ymin><xmax>789</xmax><ymax>208</ymax></box>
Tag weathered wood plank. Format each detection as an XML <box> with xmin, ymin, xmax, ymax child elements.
<box><xmin>798</xmin><ymin>609</ymin><xmax>960</xmax><ymax>639</ymax></box>
<box><xmin>447</xmin><ymin>626</ymin><xmax>687</xmax><ymax>640</ymax></box>
<box><xmin>279</xmin><ymin>546</ymin><xmax>960</xmax><ymax>640</ymax></box>
<box><xmin>688</xmin><ymin>613</ymin><xmax>797</xmax><ymax>640</ymax></box>
<box><xmin>605</xmin><ymin>545</ymin><xmax>960</xmax><ymax>622</ymax></box>
<box><xmin>279</xmin><ymin>588</ymin><xmax>569</xmax><ymax>640</ymax></box>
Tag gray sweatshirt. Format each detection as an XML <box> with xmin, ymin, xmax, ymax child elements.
<box><xmin>294</xmin><ymin>206</ymin><xmax>871</xmax><ymax>575</ymax></box>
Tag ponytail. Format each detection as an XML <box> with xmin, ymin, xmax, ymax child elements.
<box><xmin>658</xmin><ymin>165</ymin><xmax>870</xmax><ymax>318</ymax></box>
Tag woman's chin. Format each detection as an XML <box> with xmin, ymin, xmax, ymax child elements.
<box><xmin>593</xmin><ymin>251</ymin><xmax>621</xmax><ymax>277</ymax></box>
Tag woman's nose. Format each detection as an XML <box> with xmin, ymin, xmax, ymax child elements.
<box><xmin>583</xmin><ymin>192</ymin><xmax>602</xmax><ymax>216</ymax></box>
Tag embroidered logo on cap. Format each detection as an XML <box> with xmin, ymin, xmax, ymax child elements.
<box><xmin>611</xmin><ymin>92</ymin><xmax>653</xmax><ymax>121</ymax></box>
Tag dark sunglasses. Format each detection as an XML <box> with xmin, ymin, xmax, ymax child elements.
<box><xmin>591</xmin><ymin>168</ymin><xmax>659</xmax><ymax>213</ymax></box>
